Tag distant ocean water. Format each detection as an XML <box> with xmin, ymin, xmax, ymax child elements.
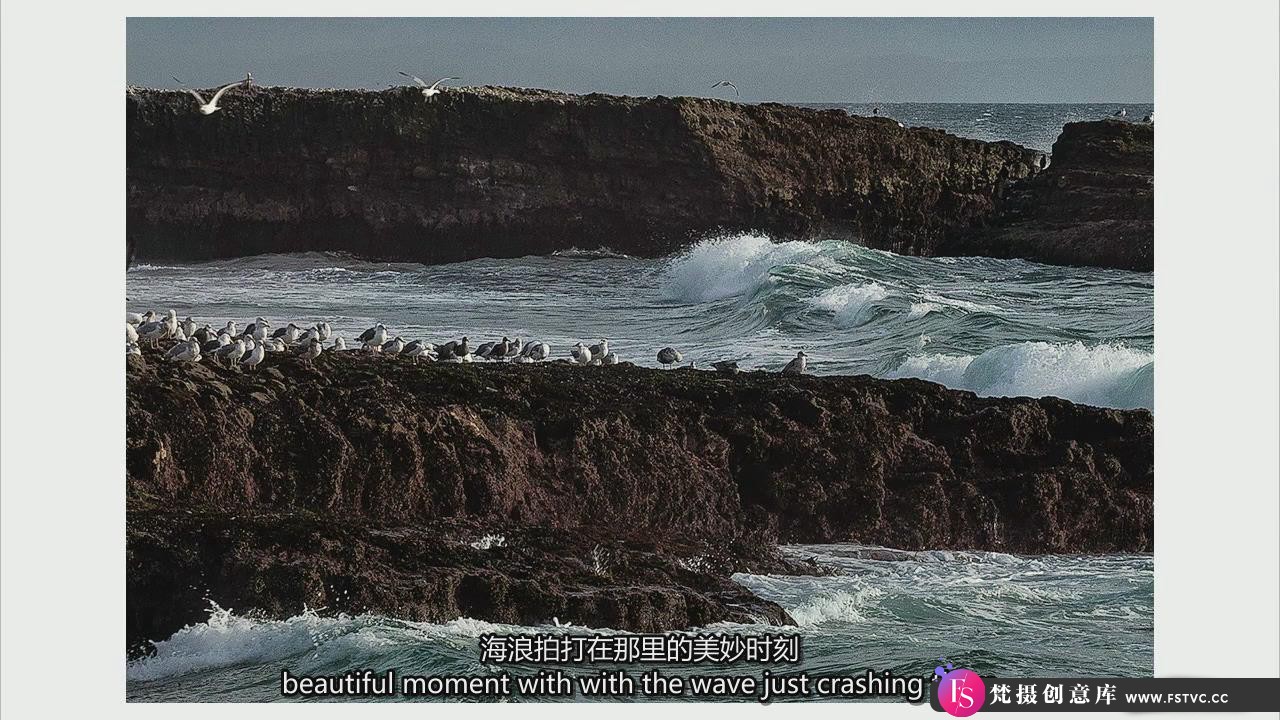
<box><xmin>126</xmin><ymin>103</ymin><xmax>1154</xmax><ymax>700</ymax></box>
<box><xmin>804</xmin><ymin>102</ymin><xmax>1154</xmax><ymax>153</ymax></box>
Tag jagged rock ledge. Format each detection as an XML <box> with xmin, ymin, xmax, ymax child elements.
<box><xmin>127</xmin><ymin>349</ymin><xmax>1153</xmax><ymax>652</ymax></box>
<box><xmin>128</xmin><ymin>85</ymin><xmax>1049</xmax><ymax>265</ymax></box>
<box><xmin>945</xmin><ymin>118</ymin><xmax>1153</xmax><ymax>270</ymax></box>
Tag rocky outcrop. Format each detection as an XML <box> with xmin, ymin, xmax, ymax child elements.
<box><xmin>126</xmin><ymin>85</ymin><xmax>1042</xmax><ymax>264</ymax></box>
<box><xmin>126</xmin><ymin>348</ymin><xmax>1153</xmax><ymax>650</ymax></box>
<box><xmin>945</xmin><ymin>119</ymin><xmax>1154</xmax><ymax>270</ymax></box>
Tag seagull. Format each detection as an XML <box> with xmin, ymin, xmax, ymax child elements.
<box><xmin>272</xmin><ymin>322</ymin><xmax>301</xmax><ymax>344</ymax></box>
<box><xmin>491</xmin><ymin>337</ymin><xmax>511</xmax><ymax>361</ymax></box>
<box><xmin>712</xmin><ymin>360</ymin><xmax>740</xmax><ymax>374</ymax></box>
<box><xmin>601</xmin><ymin>352</ymin><xmax>619</xmax><ymax>366</ymax></box>
<box><xmin>221</xmin><ymin>321</ymin><xmax>238</xmax><ymax>337</ymax></box>
<box><xmin>172</xmin><ymin>76</ymin><xmax>248</xmax><ymax>115</ymax></box>
<box><xmin>191</xmin><ymin>325</ymin><xmax>213</xmax><ymax>344</ymax></box>
<box><xmin>657</xmin><ymin>347</ymin><xmax>682</xmax><ymax>369</ymax></box>
<box><xmin>588</xmin><ymin>339</ymin><xmax>609</xmax><ymax>361</ymax></box>
<box><xmin>710</xmin><ymin>80</ymin><xmax>739</xmax><ymax>97</ymax></box>
<box><xmin>403</xmin><ymin>340</ymin><xmax>433</xmax><ymax>362</ymax></box>
<box><xmin>136</xmin><ymin>319</ymin><xmax>169</xmax><ymax>348</ymax></box>
<box><xmin>263</xmin><ymin>337</ymin><xmax>288</xmax><ymax>353</ymax></box>
<box><xmin>126</xmin><ymin>322</ymin><xmax>139</xmax><ymax>344</ymax></box>
<box><xmin>439</xmin><ymin>337</ymin><xmax>470</xmax><ymax>359</ymax></box>
<box><xmin>382</xmin><ymin>336</ymin><xmax>406</xmax><ymax>354</ymax></box>
<box><xmin>212</xmin><ymin>338</ymin><xmax>247</xmax><ymax>367</ymax></box>
<box><xmin>166</xmin><ymin>338</ymin><xmax>201</xmax><ymax>363</ymax></box>
<box><xmin>180</xmin><ymin>317</ymin><xmax>197</xmax><ymax>338</ymax></box>
<box><xmin>244</xmin><ymin>317</ymin><xmax>269</xmax><ymax>342</ymax></box>
<box><xmin>782</xmin><ymin>351</ymin><xmax>808</xmax><ymax>375</ymax></box>
<box><xmin>1114</xmin><ymin>108</ymin><xmax>1128</xmax><ymax>118</ymax></box>
<box><xmin>504</xmin><ymin>338</ymin><xmax>523</xmax><ymax>359</ymax></box>
<box><xmin>570</xmin><ymin>343</ymin><xmax>593</xmax><ymax>365</ymax></box>
<box><xmin>126</xmin><ymin>342</ymin><xmax>142</xmax><ymax>357</ymax></box>
<box><xmin>399</xmin><ymin>72</ymin><xmax>460</xmax><ymax>100</ymax></box>
<box><xmin>127</xmin><ymin>311</ymin><xmax>145</xmax><ymax>325</ymax></box>
<box><xmin>332</xmin><ymin>336</ymin><xmax>347</xmax><ymax>352</ymax></box>
<box><xmin>241</xmin><ymin>338</ymin><xmax>264</xmax><ymax>372</ymax></box>
<box><xmin>526</xmin><ymin>342</ymin><xmax>550</xmax><ymax>361</ymax></box>
<box><xmin>317</xmin><ymin>322</ymin><xmax>332</xmax><ymax>342</ymax></box>
<box><xmin>357</xmin><ymin>323</ymin><xmax>388</xmax><ymax>349</ymax></box>
<box><xmin>298</xmin><ymin>338</ymin><xmax>323</xmax><ymax>363</ymax></box>
<box><xmin>475</xmin><ymin>341</ymin><xmax>496</xmax><ymax>360</ymax></box>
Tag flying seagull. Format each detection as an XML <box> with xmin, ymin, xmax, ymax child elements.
<box><xmin>398</xmin><ymin>72</ymin><xmax>460</xmax><ymax>100</ymax></box>
<box><xmin>711</xmin><ymin>80</ymin><xmax>739</xmax><ymax>97</ymax></box>
<box><xmin>172</xmin><ymin>76</ymin><xmax>248</xmax><ymax>115</ymax></box>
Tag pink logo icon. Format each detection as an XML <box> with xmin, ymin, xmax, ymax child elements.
<box><xmin>936</xmin><ymin>667</ymin><xmax>986</xmax><ymax>717</ymax></box>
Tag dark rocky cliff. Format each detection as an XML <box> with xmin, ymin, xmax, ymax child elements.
<box><xmin>126</xmin><ymin>349</ymin><xmax>1152</xmax><ymax>650</ymax></box>
<box><xmin>127</xmin><ymin>85</ymin><xmax>1045</xmax><ymax>264</ymax></box>
<box><xmin>944</xmin><ymin>119</ymin><xmax>1154</xmax><ymax>271</ymax></box>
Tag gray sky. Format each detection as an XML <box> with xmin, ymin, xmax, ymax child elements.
<box><xmin>127</xmin><ymin>17</ymin><xmax>1153</xmax><ymax>103</ymax></box>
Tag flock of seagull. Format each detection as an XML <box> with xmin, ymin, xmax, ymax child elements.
<box><xmin>127</xmin><ymin>310</ymin><xmax>811</xmax><ymax>375</ymax></box>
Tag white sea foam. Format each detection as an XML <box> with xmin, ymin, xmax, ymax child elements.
<box><xmin>811</xmin><ymin>283</ymin><xmax>888</xmax><ymax>327</ymax></box>
<box><xmin>787</xmin><ymin>587</ymin><xmax>886</xmax><ymax>627</ymax></box>
<box><xmin>659</xmin><ymin>235</ymin><xmax>822</xmax><ymax>303</ymax></box>
<box><xmin>886</xmin><ymin>341</ymin><xmax>1153</xmax><ymax>409</ymax></box>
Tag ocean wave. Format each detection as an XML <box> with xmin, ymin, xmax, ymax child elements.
<box><xmin>126</xmin><ymin>604</ymin><xmax>536</xmax><ymax>682</ymax></box>
<box><xmin>787</xmin><ymin>587</ymin><xmax>886</xmax><ymax>627</ymax></box>
<box><xmin>659</xmin><ymin>235</ymin><xmax>825</xmax><ymax>303</ymax></box>
<box><xmin>811</xmin><ymin>283</ymin><xmax>888</xmax><ymax>327</ymax></box>
<box><xmin>886</xmin><ymin>341</ymin><xmax>1153</xmax><ymax>409</ymax></box>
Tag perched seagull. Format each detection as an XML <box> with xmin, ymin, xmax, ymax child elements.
<box><xmin>474</xmin><ymin>341</ymin><xmax>497</xmax><ymax>360</ymax></box>
<box><xmin>490</xmin><ymin>337</ymin><xmax>511</xmax><ymax>361</ymax></box>
<box><xmin>298</xmin><ymin>338</ymin><xmax>323</xmax><ymax>363</ymax></box>
<box><xmin>403</xmin><ymin>340</ymin><xmax>433</xmax><ymax>362</ymax></box>
<box><xmin>438</xmin><ymin>337</ymin><xmax>470</xmax><ymax>359</ymax></box>
<box><xmin>263</xmin><ymin>337</ymin><xmax>288</xmax><ymax>353</ymax></box>
<box><xmin>570</xmin><ymin>343</ymin><xmax>593</xmax><ymax>365</ymax></box>
<box><xmin>399</xmin><ymin>72</ymin><xmax>460</xmax><ymax>100</ymax></box>
<box><xmin>126</xmin><ymin>342</ymin><xmax>142</xmax><ymax>357</ymax></box>
<box><xmin>711</xmin><ymin>80</ymin><xmax>740</xmax><ymax>97</ymax></box>
<box><xmin>317</xmin><ymin>322</ymin><xmax>332</xmax><ymax>342</ymax></box>
<box><xmin>273</xmin><ymin>322</ymin><xmax>302</xmax><ymax>344</ymax></box>
<box><xmin>332</xmin><ymin>336</ymin><xmax>347</xmax><ymax>352</ymax></box>
<box><xmin>212</xmin><ymin>338</ymin><xmax>246</xmax><ymax>367</ymax></box>
<box><xmin>782</xmin><ymin>351</ymin><xmax>808</xmax><ymax>375</ymax></box>
<box><xmin>712</xmin><ymin>360</ymin><xmax>740</xmax><ymax>374</ymax></box>
<box><xmin>173</xmin><ymin>326</ymin><xmax>188</xmax><ymax>342</ymax></box>
<box><xmin>221</xmin><ymin>321</ymin><xmax>238</xmax><ymax>337</ymax></box>
<box><xmin>126</xmin><ymin>322</ymin><xmax>139</xmax><ymax>344</ymax></box>
<box><xmin>136</xmin><ymin>319</ymin><xmax>169</xmax><ymax>348</ymax></box>
<box><xmin>657</xmin><ymin>347</ymin><xmax>683</xmax><ymax>369</ymax></box>
<box><xmin>588</xmin><ymin>339</ymin><xmax>609</xmax><ymax>361</ymax></box>
<box><xmin>526</xmin><ymin>342</ymin><xmax>550</xmax><ymax>361</ymax></box>
<box><xmin>382</xmin><ymin>336</ymin><xmax>406</xmax><ymax>354</ymax></box>
<box><xmin>244</xmin><ymin>317</ymin><xmax>269</xmax><ymax>342</ymax></box>
<box><xmin>358</xmin><ymin>323</ymin><xmax>388</xmax><ymax>349</ymax></box>
<box><xmin>166</xmin><ymin>338</ymin><xmax>201</xmax><ymax>363</ymax></box>
<box><xmin>241</xmin><ymin>338</ymin><xmax>264</xmax><ymax>372</ymax></box>
<box><xmin>127</xmin><ymin>311</ymin><xmax>145</xmax><ymax>326</ymax></box>
<box><xmin>295</xmin><ymin>325</ymin><xmax>321</xmax><ymax>345</ymax></box>
<box><xmin>601</xmin><ymin>352</ymin><xmax>620</xmax><ymax>366</ymax></box>
<box><xmin>1113</xmin><ymin>108</ymin><xmax>1128</xmax><ymax>118</ymax></box>
<box><xmin>504</xmin><ymin>338</ymin><xmax>523</xmax><ymax>359</ymax></box>
<box><xmin>173</xmin><ymin>76</ymin><xmax>248</xmax><ymax>115</ymax></box>
<box><xmin>180</xmin><ymin>317</ymin><xmax>197</xmax><ymax>338</ymax></box>
<box><xmin>191</xmin><ymin>325</ymin><xmax>213</xmax><ymax>344</ymax></box>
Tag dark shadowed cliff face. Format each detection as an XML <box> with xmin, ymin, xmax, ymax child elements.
<box><xmin>944</xmin><ymin>119</ymin><xmax>1154</xmax><ymax>271</ymax></box>
<box><xmin>126</xmin><ymin>349</ymin><xmax>1152</xmax><ymax>648</ymax></box>
<box><xmin>126</xmin><ymin>86</ymin><xmax>1041</xmax><ymax>264</ymax></box>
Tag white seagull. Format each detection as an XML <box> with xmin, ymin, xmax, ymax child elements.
<box><xmin>399</xmin><ymin>72</ymin><xmax>460</xmax><ymax>100</ymax></box>
<box><xmin>782</xmin><ymin>351</ymin><xmax>808</xmax><ymax>375</ymax></box>
<box><xmin>173</xmin><ymin>76</ymin><xmax>249</xmax><ymax>115</ymax></box>
<box><xmin>166</xmin><ymin>338</ymin><xmax>202</xmax><ymax>363</ymax></box>
<box><xmin>241</xmin><ymin>338</ymin><xmax>264</xmax><ymax>372</ymax></box>
<box><xmin>126</xmin><ymin>322</ymin><xmax>139</xmax><ymax>344</ymax></box>
<box><xmin>711</xmin><ymin>80</ymin><xmax>739</xmax><ymax>97</ymax></box>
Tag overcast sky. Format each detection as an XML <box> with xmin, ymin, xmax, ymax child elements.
<box><xmin>127</xmin><ymin>17</ymin><xmax>1153</xmax><ymax>103</ymax></box>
